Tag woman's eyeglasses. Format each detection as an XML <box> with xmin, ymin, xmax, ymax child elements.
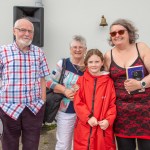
<box><xmin>71</xmin><ymin>46</ymin><xmax>84</xmax><ymax>50</ymax></box>
<box><xmin>110</xmin><ymin>29</ymin><xmax>127</xmax><ymax>37</ymax></box>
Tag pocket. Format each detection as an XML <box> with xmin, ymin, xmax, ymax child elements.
<box><xmin>74</xmin><ymin>120</ymin><xmax>90</xmax><ymax>142</ymax></box>
<box><xmin>104</xmin><ymin>127</ymin><xmax>116</xmax><ymax>150</ymax></box>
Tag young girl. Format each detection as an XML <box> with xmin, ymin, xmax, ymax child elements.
<box><xmin>74</xmin><ymin>49</ymin><xmax>116</xmax><ymax>150</ymax></box>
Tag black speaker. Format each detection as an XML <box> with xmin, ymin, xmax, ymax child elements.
<box><xmin>13</xmin><ymin>6</ymin><xmax>44</xmax><ymax>47</ymax></box>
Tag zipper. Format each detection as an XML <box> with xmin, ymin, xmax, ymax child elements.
<box><xmin>87</xmin><ymin>78</ymin><xmax>97</xmax><ymax>150</ymax></box>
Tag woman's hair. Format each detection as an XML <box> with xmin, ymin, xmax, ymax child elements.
<box><xmin>108</xmin><ymin>19</ymin><xmax>139</xmax><ymax>46</ymax></box>
<box><xmin>84</xmin><ymin>49</ymin><xmax>104</xmax><ymax>71</ymax></box>
<box><xmin>70</xmin><ymin>35</ymin><xmax>87</xmax><ymax>48</ymax></box>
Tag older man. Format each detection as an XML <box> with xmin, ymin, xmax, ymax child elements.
<box><xmin>0</xmin><ymin>18</ymin><xmax>50</xmax><ymax>150</ymax></box>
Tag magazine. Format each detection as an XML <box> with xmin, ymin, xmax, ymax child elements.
<box><xmin>126</xmin><ymin>65</ymin><xmax>145</xmax><ymax>93</ymax></box>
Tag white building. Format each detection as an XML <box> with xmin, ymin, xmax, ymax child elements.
<box><xmin>0</xmin><ymin>0</ymin><xmax>150</xmax><ymax>70</ymax></box>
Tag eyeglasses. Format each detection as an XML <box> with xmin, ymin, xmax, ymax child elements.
<box><xmin>71</xmin><ymin>46</ymin><xmax>85</xmax><ymax>50</ymax></box>
<box><xmin>110</xmin><ymin>29</ymin><xmax>127</xmax><ymax>37</ymax></box>
<box><xmin>15</xmin><ymin>28</ymin><xmax>34</xmax><ymax>34</ymax></box>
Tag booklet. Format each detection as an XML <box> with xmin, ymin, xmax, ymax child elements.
<box><xmin>126</xmin><ymin>65</ymin><xmax>145</xmax><ymax>94</ymax></box>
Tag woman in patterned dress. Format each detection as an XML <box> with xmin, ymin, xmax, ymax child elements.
<box><xmin>104</xmin><ymin>19</ymin><xmax>150</xmax><ymax>150</ymax></box>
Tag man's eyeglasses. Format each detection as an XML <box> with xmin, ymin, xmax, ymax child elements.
<box><xmin>15</xmin><ymin>28</ymin><xmax>34</xmax><ymax>34</ymax></box>
<box><xmin>110</xmin><ymin>29</ymin><xmax>127</xmax><ymax>37</ymax></box>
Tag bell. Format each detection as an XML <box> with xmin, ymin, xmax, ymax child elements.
<box><xmin>100</xmin><ymin>15</ymin><xmax>108</xmax><ymax>27</ymax></box>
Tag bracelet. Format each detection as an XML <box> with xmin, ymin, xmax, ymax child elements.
<box><xmin>63</xmin><ymin>87</ymin><xmax>67</xmax><ymax>94</ymax></box>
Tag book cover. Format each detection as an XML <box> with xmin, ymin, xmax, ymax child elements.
<box><xmin>126</xmin><ymin>65</ymin><xmax>145</xmax><ymax>93</ymax></box>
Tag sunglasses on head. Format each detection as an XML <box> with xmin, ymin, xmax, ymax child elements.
<box><xmin>110</xmin><ymin>29</ymin><xmax>127</xmax><ymax>37</ymax></box>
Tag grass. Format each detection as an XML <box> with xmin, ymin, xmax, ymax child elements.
<box><xmin>42</xmin><ymin>123</ymin><xmax>57</xmax><ymax>132</ymax></box>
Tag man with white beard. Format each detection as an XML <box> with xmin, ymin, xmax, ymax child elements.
<box><xmin>0</xmin><ymin>18</ymin><xmax>50</xmax><ymax>150</ymax></box>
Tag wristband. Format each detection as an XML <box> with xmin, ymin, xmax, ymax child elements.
<box><xmin>140</xmin><ymin>81</ymin><xmax>146</xmax><ymax>89</ymax></box>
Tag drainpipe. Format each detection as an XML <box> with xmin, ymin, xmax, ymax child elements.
<box><xmin>35</xmin><ymin>0</ymin><xmax>43</xmax><ymax>7</ymax></box>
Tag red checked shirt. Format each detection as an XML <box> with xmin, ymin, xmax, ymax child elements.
<box><xmin>0</xmin><ymin>42</ymin><xmax>50</xmax><ymax>120</ymax></box>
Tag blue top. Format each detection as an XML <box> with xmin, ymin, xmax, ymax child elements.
<box><xmin>49</xmin><ymin>58</ymin><xmax>83</xmax><ymax>113</ymax></box>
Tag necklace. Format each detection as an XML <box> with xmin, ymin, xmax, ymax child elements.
<box><xmin>72</xmin><ymin>63</ymin><xmax>79</xmax><ymax>73</ymax></box>
<box><xmin>70</xmin><ymin>58</ymin><xmax>84</xmax><ymax>73</ymax></box>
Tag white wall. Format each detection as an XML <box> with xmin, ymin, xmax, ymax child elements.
<box><xmin>0</xmin><ymin>0</ymin><xmax>150</xmax><ymax>70</ymax></box>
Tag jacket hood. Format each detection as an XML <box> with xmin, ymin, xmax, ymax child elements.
<box><xmin>84</xmin><ymin>69</ymin><xmax>110</xmax><ymax>84</ymax></box>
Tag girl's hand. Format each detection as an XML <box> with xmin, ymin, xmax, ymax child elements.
<box><xmin>98</xmin><ymin>119</ymin><xmax>109</xmax><ymax>130</ymax></box>
<box><xmin>88</xmin><ymin>117</ymin><xmax>98</xmax><ymax>127</ymax></box>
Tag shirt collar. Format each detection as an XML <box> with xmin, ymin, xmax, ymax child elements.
<box><xmin>13</xmin><ymin>41</ymin><xmax>35</xmax><ymax>53</ymax></box>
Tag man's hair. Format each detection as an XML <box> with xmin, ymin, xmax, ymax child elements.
<box><xmin>14</xmin><ymin>17</ymin><xmax>34</xmax><ymax>31</ymax></box>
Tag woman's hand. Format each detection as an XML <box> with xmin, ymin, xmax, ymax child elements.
<box><xmin>124</xmin><ymin>79</ymin><xmax>141</xmax><ymax>93</ymax></box>
<box><xmin>63</xmin><ymin>84</ymin><xmax>80</xmax><ymax>101</ymax></box>
<box><xmin>71</xmin><ymin>84</ymin><xmax>79</xmax><ymax>92</ymax></box>
<box><xmin>98</xmin><ymin>119</ymin><xmax>109</xmax><ymax>130</ymax></box>
<box><xmin>88</xmin><ymin>116</ymin><xmax>98</xmax><ymax>127</ymax></box>
<box><xmin>63</xmin><ymin>88</ymin><xmax>76</xmax><ymax>101</ymax></box>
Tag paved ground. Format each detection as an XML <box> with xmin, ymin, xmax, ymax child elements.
<box><xmin>0</xmin><ymin>124</ymin><xmax>57</xmax><ymax>150</ymax></box>
<box><xmin>0</xmin><ymin>125</ymin><xmax>139</xmax><ymax>150</ymax></box>
<box><xmin>39</xmin><ymin>126</ymin><xmax>56</xmax><ymax>150</ymax></box>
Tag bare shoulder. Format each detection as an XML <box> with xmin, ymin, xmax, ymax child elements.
<box><xmin>138</xmin><ymin>42</ymin><xmax>150</xmax><ymax>73</ymax></box>
<box><xmin>138</xmin><ymin>42</ymin><xmax>150</xmax><ymax>53</ymax></box>
<box><xmin>104</xmin><ymin>50</ymin><xmax>111</xmax><ymax>71</ymax></box>
<box><xmin>104</xmin><ymin>50</ymin><xmax>111</xmax><ymax>59</ymax></box>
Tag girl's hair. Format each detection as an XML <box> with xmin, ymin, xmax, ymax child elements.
<box><xmin>84</xmin><ymin>49</ymin><xmax>104</xmax><ymax>71</ymax></box>
<box><xmin>108</xmin><ymin>19</ymin><xmax>139</xmax><ymax>46</ymax></box>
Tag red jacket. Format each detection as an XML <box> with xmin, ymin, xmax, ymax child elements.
<box><xmin>74</xmin><ymin>69</ymin><xmax>116</xmax><ymax>150</ymax></box>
